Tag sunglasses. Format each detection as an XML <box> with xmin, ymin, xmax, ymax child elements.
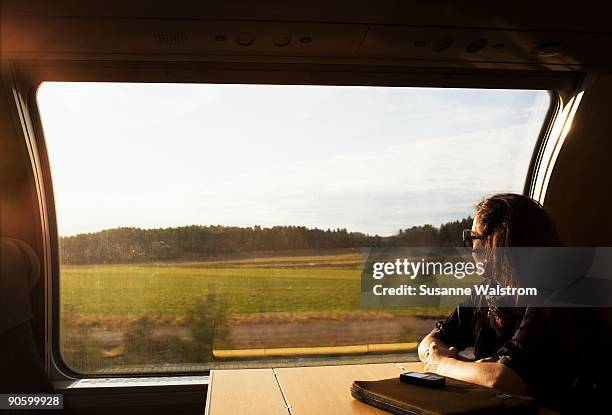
<box><xmin>462</xmin><ymin>229</ymin><xmax>486</xmax><ymax>247</ymax></box>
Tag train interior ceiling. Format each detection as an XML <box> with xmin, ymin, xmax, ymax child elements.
<box><xmin>0</xmin><ymin>1</ymin><xmax>611</xmax><ymax>414</ymax></box>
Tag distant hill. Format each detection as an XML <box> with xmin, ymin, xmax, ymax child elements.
<box><xmin>59</xmin><ymin>217</ymin><xmax>472</xmax><ymax>265</ymax></box>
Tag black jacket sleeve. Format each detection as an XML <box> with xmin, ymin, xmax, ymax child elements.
<box><xmin>431</xmin><ymin>295</ymin><xmax>477</xmax><ymax>351</ymax></box>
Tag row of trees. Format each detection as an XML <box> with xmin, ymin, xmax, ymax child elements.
<box><xmin>59</xmin><ymin>217</ymin><xmax>472</xmax><ymax>265</ymax></box>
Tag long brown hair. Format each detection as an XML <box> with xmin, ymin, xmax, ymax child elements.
<box><xmin>473</xmin><ymin>193</ymin><xmax>561</xmax><ymax>330</ymax></box>
<box><xmin>475</xmin><ymin>193</ymin><xmax>561</xmax><ymax>249</ymax></box>
<box><xmin>475</xmin><ymin>193</ymin><xmax>561</xmax><ymax>287</ymax></box>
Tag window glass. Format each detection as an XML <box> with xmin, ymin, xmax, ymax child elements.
<box><xmin>37</xmin><ymin>82</ymin><xmax>551</xmax><ymax>374</ymax></box>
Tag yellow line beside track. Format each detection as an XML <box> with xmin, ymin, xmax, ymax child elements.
<box><xmin>213</xmin><ymin>342</ymin><xmax>419</xmax><ymax>359</ymax></box>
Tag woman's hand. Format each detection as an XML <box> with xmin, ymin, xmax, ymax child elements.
<box><xmin>423</xmin><ymin>348</ymin><xmax>528</xmax><ymax>394</ymax></box>
<box><xmin>423</xmin><ymin>341</ymin><xmax>458</xmax><ymax>372</ymax></box>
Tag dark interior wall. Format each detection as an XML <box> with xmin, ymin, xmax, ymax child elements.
<box><xmin>544</xmin><ymin>73</ymin><xmax>612</xmax><ymax>246</ymax></box>
<box><xmin>0</xmin><ymin>81</ymin><xmax>40</xmax><ymax>248</ymax></box>
<box><xmin>2</xmin><ymin>0</ymin><xmax>611</xmax><ymax>32</ymax></box>
<box><xmin>0</xmin><ymin>77</ymin><xmax>45</xmax><ymax>357</ymax></box>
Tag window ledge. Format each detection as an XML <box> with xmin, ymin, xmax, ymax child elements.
<box><xmin>54</xmin><ymin>375</ymin><xmax>209</xmax><ymax>390</ymax></box>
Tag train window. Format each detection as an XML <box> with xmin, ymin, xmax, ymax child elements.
<box><xmin>36</xmin><ymin>82</ymin><xmax>551</xmax><ymax>375</ymax></box>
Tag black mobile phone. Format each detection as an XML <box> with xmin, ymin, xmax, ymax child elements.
<box><xmin>399</xmin><ymin>371</ymin><xmax>446</xmax><ymax>388</ymax></box>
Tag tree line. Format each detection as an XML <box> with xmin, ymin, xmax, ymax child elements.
<box><xmin>59</xmin><ymin>217</ymin><xmax>472</xmax><ymax>264</ymax></box>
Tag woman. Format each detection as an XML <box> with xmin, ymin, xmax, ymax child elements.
<box><xmin>417</xmin><ymin>193</ymin><xmax>586</xmax><ymax>411</ymax></box>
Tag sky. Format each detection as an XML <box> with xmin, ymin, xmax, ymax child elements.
<box><xmin>36</xmin><ymin>83</ymin><xmax>550</xmax><ymax>237</ymax></box>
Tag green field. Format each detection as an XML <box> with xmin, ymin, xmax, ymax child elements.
<box><xmin>60</xmin><ymin>250</ymin><xmax>461</xmax><ymax>374</ymax></box>
<box><xmin>61</xmin><ymin>264</ymin><xmax>360</xmax><ymax>316</ymax></box>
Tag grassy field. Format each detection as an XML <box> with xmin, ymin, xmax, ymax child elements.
<box><xmin>61</xmin><ymin>264</ymin><xmax>361</xmax><ymax>315</ymax></box>
<box><xmin>59</xmin><ymin>250</ymin><xmax>464</xmax><ymax>374</ymax></box>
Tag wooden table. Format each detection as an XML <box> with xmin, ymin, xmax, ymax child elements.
<box><xmin>206</xmin><ymin>362</ymin><xmax>417</xmax><ymax>415</ymax></box>
<box><xmin>204</xmin><ymin>362</ymin><xmax>558</xmax><ymax>414</ymax></box>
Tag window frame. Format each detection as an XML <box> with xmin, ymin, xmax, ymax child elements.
<box><xmin>8</xmin><ymin>60</ymin><xmax>574</xmax><ymax>382</ymax></box>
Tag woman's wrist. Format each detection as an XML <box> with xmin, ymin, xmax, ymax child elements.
<box><xmin>432</xmin><ymin>356</ymin><xmax>454</xmax><ymax>376</ymax></box>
